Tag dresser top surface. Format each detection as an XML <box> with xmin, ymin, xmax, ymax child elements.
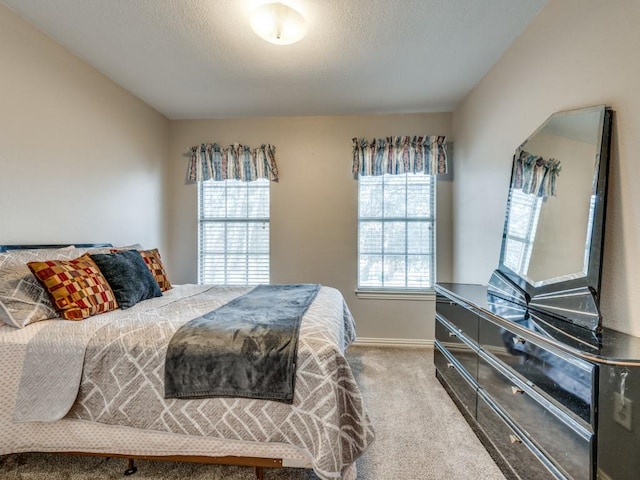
<box><xmin>436</xmin><ymin>282</ymin><xmax>640</xmax><ymax>365</ymax></box>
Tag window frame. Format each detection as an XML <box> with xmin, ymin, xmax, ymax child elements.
<box><xmin>197</xmin><ymin>178</ymin><xmax>270</xmax><ymax>286</ymax></box>
<box><xmin>356</xmin><ymin>172</ymin><xmax>436</xmax><ymax>298</ymax></box>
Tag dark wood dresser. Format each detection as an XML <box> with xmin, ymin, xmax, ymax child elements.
<box><xmin>434</xmin><ymin>282</ymin><xmax>640</xmax><ymax>480</ymax></box>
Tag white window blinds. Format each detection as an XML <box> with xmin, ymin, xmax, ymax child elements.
<box><xmin>503</xmin><ymin>189</ymin><xmax>543</xmax><ymax>275</ymax></box>
<box><xmin>198</xmin><ymin>179</ymin><xmax>270</xmax><ymax>285</ymax></box>
<box><xmin>358</xmin><ymin>173</ymin><xmax>435</xmax><ymax>289</ymax></box>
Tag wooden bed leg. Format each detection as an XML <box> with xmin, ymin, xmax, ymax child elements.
<box><xmin>124</xmin><ymin>458</ymin><xmax>138</xmax><ymax>476</ymax></box>
<box><xmin>255</xmin><ymin>466</ymin><xmax>264</xmax><ymax>480</ymax></box>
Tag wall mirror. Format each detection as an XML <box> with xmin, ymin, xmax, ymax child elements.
<box><xmin>489</xmin><ymin>105</ymin><xmax>612</xmax><ymax>331</ymax></box>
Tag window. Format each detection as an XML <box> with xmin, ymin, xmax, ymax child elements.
<box><xmin>198</xmin><ymin>179</ymin><xmax>269</xmax><ymax>285</ymax></box>
<box><xmin>358</xmin><ymin>173</ymin><xmax>435</xmax><ymax>290</ymax></box>
<box><xmin>503</xmin><ymin>189</ymin><xmax>543</xmax><ymax>275</ymax></box>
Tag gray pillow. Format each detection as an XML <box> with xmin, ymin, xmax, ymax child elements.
<box><xmin>90</xmin><ymin>250</ymin><xmax>162</xmax><ymax>309</ymax></box>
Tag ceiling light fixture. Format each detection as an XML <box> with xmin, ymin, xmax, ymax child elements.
<box><xmin>249</xmin><ymin>2</ymin><xmax>306</xmax><ymax>45</ymax></box>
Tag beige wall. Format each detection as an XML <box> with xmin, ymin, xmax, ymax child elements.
<box><xmin>0</xmin><ymin>4</ymin><xmax>170</xmax><ymax>251</ymax></box>
<box><xmin>168</xmin><ymin>114</ymin><xmax>453</xmax><ymax>341</ymax></box>
<box><xmin>452</xmin><ymin>0</ymin><xmax>640</xmax><ymax>335</ymax></box>
<box><xmin>0</xmin><ymin>2</ymin><xmax>452</xmax><ymax>342</ymax></box>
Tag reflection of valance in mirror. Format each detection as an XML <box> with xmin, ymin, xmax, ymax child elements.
<box><xmin>352</xmin><ymin>136</ymin><xmax>447</xmax><ymax>177</ymax></box>
<box><xmin>511</xmin><ymin>148</ymin><xmax>562</xmax><ymax>198</ymax></box>
<box><xmin>187</xmin><ymin>143</ymin><xmax>279</xmax><ymax>183</ymax></box>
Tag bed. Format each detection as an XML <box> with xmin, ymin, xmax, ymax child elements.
<box><xmin>0</xmin><ymin>244</ymin><xmax>374</xmax><ymax>480</ymax></box>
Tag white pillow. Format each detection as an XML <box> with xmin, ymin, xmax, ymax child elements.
<box><xmin>0</xmin><ymin>246</ymin><xmax>119</xmax><ymax>328</ymax></box>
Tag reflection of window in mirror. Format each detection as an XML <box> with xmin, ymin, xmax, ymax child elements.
<box><xmin>504</xmin><ymin>189</ymin><xmax>543</xmax><ymax>276</ymax></box>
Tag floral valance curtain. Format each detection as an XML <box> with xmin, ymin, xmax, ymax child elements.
<box><xmin>187</xmin><ymin>143</ymin><xmax>279</xmax><ymax>182</ymax></box>
<box><xmin>511</xmin><ymin>148</ymin><xmax>561</xmax><ymax>198</ymax></box>
<box><xmin>352</xmin><ymin>136</ymin><xmax>447</xmax><ymax>177</ymax></box>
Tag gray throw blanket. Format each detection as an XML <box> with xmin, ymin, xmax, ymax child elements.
<box><xmin>164</xmin><ymin>284</ymin><xmax>320</xmax><ymax>403</ymax></box>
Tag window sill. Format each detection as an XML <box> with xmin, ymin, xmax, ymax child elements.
<box><xmin>355</xmin><ymin>289</ymin><xmax>435</xmax><ymax>301</ymax></box>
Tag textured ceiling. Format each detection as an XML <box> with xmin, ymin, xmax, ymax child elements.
<box><xmin>1</xmin><ymin>0</ymin><xmax>548</xmax><ymax>119</ymax></box>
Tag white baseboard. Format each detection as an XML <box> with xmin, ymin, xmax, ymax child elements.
<box><xmin>353</xmin><ymin>337</ymin><xmax>433</xmax><ymax>347</ymax></box>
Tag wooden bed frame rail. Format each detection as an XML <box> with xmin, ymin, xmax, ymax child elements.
<box><xmin>64</xmin><ymin>452</ymin><xmax>283</xmax><ymax>480</ymax></box>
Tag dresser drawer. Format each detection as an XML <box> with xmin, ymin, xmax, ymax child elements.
<box><xmin>436</xmin><ymin>317</ymin><xmax>478</xmax><ymax>380</ymax></box>
<box><xmin>477</xmin><ymin>391</ymin><xmax>558</xmax><ymax>480</ymax></box>
<box><xmin>434</xmin><ymin>342</ymin><xmax>477</xmax><ymax>417</ymax></box>
<box><xmin>479</xmin><ymin>318</ymin><xmax>595</xmax><ymax>425</ymax></box>
<box><xmin>478</xmin><ymin>355</ymin><xmax>593</xmax><ymax>480</ymax></box>
<box><xmin>436</xmin><ymin>294</ymin><xmax>479</xmax><ymax>342</ymax></box>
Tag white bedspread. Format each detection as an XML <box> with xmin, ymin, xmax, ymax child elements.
<box><xmin>10</xmin><ymin>285</ymin><xmax>374</xmax><ymax>480</ymax></box>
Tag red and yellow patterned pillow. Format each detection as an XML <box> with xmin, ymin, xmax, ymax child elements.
<box><xmin>27</xmin><ymin>254</ymin><xmax>119</xmax><ymax>320</ymax></box>
<box><xmin>111</xmin><ymin>248</ymin><xmax>172</xmax><ymax>292</ymax></box>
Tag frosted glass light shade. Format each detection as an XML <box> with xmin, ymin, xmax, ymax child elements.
<box><xmin>250</xmin><ymin>3</ymin><xmax>306</xmax><ymax>45</ymax></box>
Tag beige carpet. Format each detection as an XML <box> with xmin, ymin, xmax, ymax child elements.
<box><xmin>0</xmin><ymin>346</ymin><xmax>505</xmax><ymax>480</ymax></box>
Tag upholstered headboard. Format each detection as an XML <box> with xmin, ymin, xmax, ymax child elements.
<box><xmin>0</xmin><ymin>244</ymin><xmax>112</xmax><ymax>253</ymax></box>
